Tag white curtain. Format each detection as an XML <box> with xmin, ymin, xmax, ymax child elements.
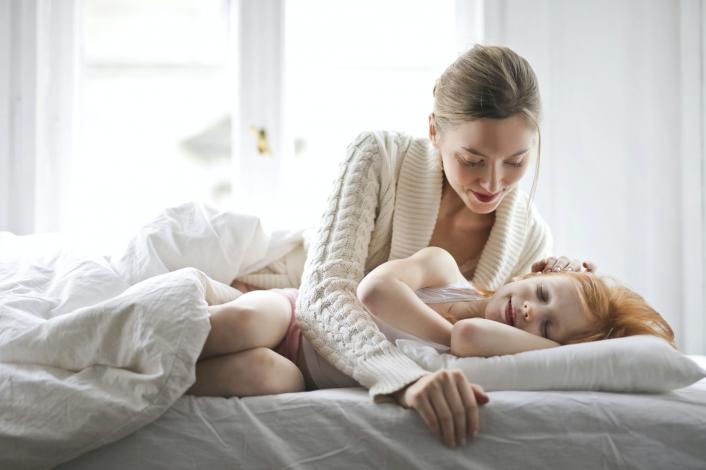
<box><xmin>484</xmin><ymin>0</ymin><xmax>705</xmax><ymax>353</ymax></box>
<box><xmin>0</xmin><ymin>0</ymin><xmax>78</xmax><ymax>235</ymax></box>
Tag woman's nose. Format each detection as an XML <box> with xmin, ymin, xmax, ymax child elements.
<box><xmin>479</xmin><ymin>164</ymin><xmax>501</xmax><ymax>193</ymax></box>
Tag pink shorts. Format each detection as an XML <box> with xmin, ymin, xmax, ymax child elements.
<box><xmin>271</xmin><ymin>288</ymin><xmax>301</xmax><ymax>363</ymax></box>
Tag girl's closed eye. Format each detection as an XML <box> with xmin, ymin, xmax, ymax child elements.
<box><xmin>543</xmin><ymin>320</ymin><xmax>551</xmax><ymax>339</ymax></box>
<box><xmin>537</xmin><ymin>283</ymin><xmax>549</xmax><ymax>303</ymax></box>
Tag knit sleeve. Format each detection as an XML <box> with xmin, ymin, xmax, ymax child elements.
<box><xmin>296</xmin><ymin>132</ymin><xmax>429</xmax><ymax>398</ymax></box>
<box><xmin>511</xmin><ymin>207</ymin><xmax>553</xmax><ymax>278</ymax></box>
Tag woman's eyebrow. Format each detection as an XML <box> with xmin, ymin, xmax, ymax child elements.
<box><xmin>461</xmin><ymin>147</ymin><xmax>529</xmax><ymax>159</ymax></box>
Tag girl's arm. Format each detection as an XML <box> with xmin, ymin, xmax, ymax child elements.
<box><xmin>450</xmin><ymin>318</ymin><xmax>560</xmax><ymax>357</ymax></box>
<box><xmin>356</xmin><ymin>246</ymin><xmax>464</xmax><ymax>346</ymax></box>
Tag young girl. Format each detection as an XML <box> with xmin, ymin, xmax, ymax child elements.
<box><xmin>187</xmin><ymin>246</ymin><xmax>675</xmax><ymax>398</ymax></box>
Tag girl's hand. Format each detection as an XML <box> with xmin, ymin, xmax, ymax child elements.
<box><xmin>531</xmin><ymin>256</ymin><xmax>596</xmax><ymax>274</ymax></box>
<box><xmin>392</xmin><ymin>370</ymin><xmax>489</xmax><ymax>448</ymax></box>
<box><xmin>230</xmin><ymin>279</ymin><xmax>259</xmax><ymax>293</ymax></box>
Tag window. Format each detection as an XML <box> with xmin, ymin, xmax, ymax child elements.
<box><xmin>67</xmin><ymin>0</ymin><xmax>232</xmax><ymax>250</ymax></box>
<box><xmin>66</xmin><ymin>0</ymin><xmax>473</xmax><ymax>244</ymax></box>
<box><xmin>274</xmin><ymin>0</ymin><xmax>459</xmax><ymax>230</ymax></box>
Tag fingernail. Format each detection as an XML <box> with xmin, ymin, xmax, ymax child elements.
<box><xmin>553</xmin><ymin>267</ymin><xmax>560</xmax><ymax>271</ymax></box>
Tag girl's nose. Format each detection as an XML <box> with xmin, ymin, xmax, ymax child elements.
<box><xmin>522</xmin><ymin>301</ymin><xmax>531</xmax><ymax>321</ymax></box>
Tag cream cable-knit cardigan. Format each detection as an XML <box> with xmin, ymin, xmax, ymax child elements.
<box><xmin>288</xmin><ymin>131</ymin><xmax>552</xmax><ymax>398</ymax></box>
<box><xmin>238</xmin><ymin>131</ymin><xmax>552</xmax><ymax>396</ymax></box>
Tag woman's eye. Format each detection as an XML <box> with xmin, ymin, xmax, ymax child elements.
<box><xmin>505</xmin><ymin>159</ymin><xmax>526</xmax><ymax>168</ymax></box>
<box><xmin>455</xmin><ymin>154</ymin><xmax>484</xmax><ymax>167</ymax></box>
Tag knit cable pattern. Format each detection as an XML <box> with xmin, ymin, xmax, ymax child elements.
<box><xmin>297</xmin><ymin>133</ymin><xmax>428</xmax><ymax>397</ymax></box>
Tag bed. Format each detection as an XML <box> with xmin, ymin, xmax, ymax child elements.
<box><xmin>60</xmin><ymin>361</ymin><xmax>706</xmax><ymax>470</ymax></box>
<box><xmin>2</xmin><ymin>204</ymin><xmax>706</xmax><ymax>469</ymax></box>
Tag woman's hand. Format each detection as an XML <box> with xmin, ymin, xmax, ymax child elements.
<box><xmin>392</xmin><ymin>370</ymin><xmax>489</xmax><ymax>448</ymax></box>
<box><xmin>531</xmin><ymin>256</ymin><xmax>596</xmax><ymax>274</ymax></box>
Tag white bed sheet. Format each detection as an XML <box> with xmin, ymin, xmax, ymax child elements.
<box><xmin>61</xmin><ymin>357</ymin><xmax>706</xmax><ymax>470</ymax></box>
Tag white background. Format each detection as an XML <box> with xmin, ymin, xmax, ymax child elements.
<box><xmin>0</xmin><ymin>0</ymin><xmax>703</xmax><ymax>353</ymax></box>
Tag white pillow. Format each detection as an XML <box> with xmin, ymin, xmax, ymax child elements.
<box><xmin>396</xmin><ymin>335</ymin><xmax>706</xmax><ymax>392</ymax></box>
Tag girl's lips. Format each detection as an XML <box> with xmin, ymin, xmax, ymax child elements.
<box><xmin>472</xmin><ymin>190</ymin><xmax>501</xmax><ymax>203</ymax></box>
<box><xmin>504</xmin><ymin>299</ymin><xmax>515</xmax><ymax>326</ymax></box>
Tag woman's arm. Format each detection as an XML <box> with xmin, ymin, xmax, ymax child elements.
<box><xmin>356</xmin><ymin>246</ymin><xmax>462</xmax><ymax>346</ymax></box>
<box><xmin>450</xmin><ymin>318</ymin><xmax>559</xmax><ymax>357</ymax></box>
<box><xmin>296</xmin><ymin>132</ymin><xmax>429</xmax><ymax>396</ymax></box>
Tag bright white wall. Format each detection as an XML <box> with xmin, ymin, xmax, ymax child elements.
<box><xmin>0</xmin><ymin>0</ymin><xmax>703</xmax><ymax>352</ymax></box>
<box><xmin>485</xmin><ymin>0</ymin><xmax>704</xmax><ymax>352</ymax></box>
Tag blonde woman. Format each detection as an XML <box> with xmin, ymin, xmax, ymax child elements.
<box><xmin>231</xmin><ymin>45</ymin><xmax>592</xmax><ymax>447</ymax></box>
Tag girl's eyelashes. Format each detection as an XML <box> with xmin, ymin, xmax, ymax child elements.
<box><xmin>543</xmin><ymin>320</ymin><xmax>550</xmax><ymax>339</ymax></box>
<box><xmin>537</xmin><ymin>283</ymin><xmax>548</xmax><ymax>302</ymax></box>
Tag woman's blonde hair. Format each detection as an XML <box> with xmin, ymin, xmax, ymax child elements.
<box><xmin>432</xmin><ymin>44</ymin><xmax>543</xmax><ymax>203</ymax></box>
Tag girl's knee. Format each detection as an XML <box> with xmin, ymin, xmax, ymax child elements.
<box><xmin>211</xmin><ymin>303</ymin><xmax>260</xmax><ymax>334</ymax></box>
<box><xmin>237</xmin><ymin>348</ymin><xmax>305</xmax><ymax>396</ymax></box>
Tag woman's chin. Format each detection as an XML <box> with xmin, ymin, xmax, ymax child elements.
<box><xmin>465</xmin><ymin>199</ymin><xmax>502</xmax><ymax>214</ymax></box>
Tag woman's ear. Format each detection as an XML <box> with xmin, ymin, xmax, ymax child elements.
<box><xmin>428</xmin><ymin>113</ymin><xmax>439</xmax><ymax>147</ymax></box>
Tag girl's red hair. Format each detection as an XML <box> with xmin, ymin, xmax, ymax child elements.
<box><xmin>557</xmin><ymin>271</ymin><xmax>676</xmax><ymax>348</ymax></box>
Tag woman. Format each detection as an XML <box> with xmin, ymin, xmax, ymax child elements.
<box><xmin>236</xmin><ymin>44</ymin><xmax>588</xmax><ymax>448</ymax></box>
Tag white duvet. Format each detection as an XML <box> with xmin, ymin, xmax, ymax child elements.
<box><xmin>0</xmin><ymin>203</ymin><xmax>304</xmax><ymax>470</ymax></box>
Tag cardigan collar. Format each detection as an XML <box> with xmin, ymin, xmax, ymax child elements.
<box><xmin>389</xmin><ymin>136</ymin><xmax>529</xmax><ymax>290</ymax></box>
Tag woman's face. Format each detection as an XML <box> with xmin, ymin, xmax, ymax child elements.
<box><xmin>430</xmin><ymin>115</ymin><xmax>535</xmax><ymax>214</ymax></box>
<box><xmin>483</xmin><ymin>274</ymin><xmax>594</xmax><ymax>343</ymax></box>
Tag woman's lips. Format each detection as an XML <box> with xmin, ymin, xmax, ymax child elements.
<box><xmin>472</xmin><ymin>190</ymin><xmax>500</xmax><ymax>203</ymax></box>
<box><xmin>504</xmin><ymin>299</ymin><xmax>515</xmax><ymax>326</ymax></box>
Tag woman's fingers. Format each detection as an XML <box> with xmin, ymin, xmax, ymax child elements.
<box><xmin>541</xmin><ymin>256</ymin><xmax>557</xmax><ymax>273</ymax></box>
<box><xmin>583</xmin><ymin>260</ymin><xmax>597</xmax><ymax>272</ymax></box>
<box><xmin>536</xmin><ymin>256</ymin><xmax>597</xmax><ymax>274</ymax></box>
<box><xmin>456</xmin><ymin>374</ymin><xmax>482</xmax><ymax>440</ymax></box>
<box><xmin>470</xmin><ymin>383</ymin><xmax>489</xmax><ymax>405</ymax></box>
<box><xmin>531</xmin><ymin>259</ymin><xmax>548</xmax><ymax>272</ymax></box>
<box><xmin>424</xmin><ymin>380</ymin><xmax>452</xmax><ymax>447</ymax></box>
<box><xmin>547</xmin><ymin>256</ymin><xmax>570</xmax><ymax>272</ymax></box>
<box><xmin>443</xmin><ymin>371</ymin><xmax>469</xmax><ymax>446</ymax></box>
<box><xmin>541</xmin><ymin>257</ymin><xmax>556</xmax><ymax>272</ymax></box>
<box><xmin>415</xmin><ymin>395</ymin><xmax>441</xmax><ymax>440</ymax></box>
<box><xmin>398</xmin><ymin>371</ymin><xmax>488</xmax><ymax>448</ymax></box>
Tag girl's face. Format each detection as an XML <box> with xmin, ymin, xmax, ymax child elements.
<box><xmin>430</xmin><ymin>115</ymin><xmax>535</xmax><ymax>215</ymax></box>
<box><xmin>484</xmin><ymin>274</ymin><xmax>594</xmax><ymax>343</ymax></box>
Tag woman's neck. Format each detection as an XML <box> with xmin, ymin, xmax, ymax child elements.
<box><xmin>439</xmin><ymin>179</ymin><xmax>494</xmax><ymax>228</ymax></box>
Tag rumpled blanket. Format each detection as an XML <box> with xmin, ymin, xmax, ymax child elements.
<box><xmin>0</xmin><ymin>203</ymin><xmax>304</xmax><ymax>469</ymax></box>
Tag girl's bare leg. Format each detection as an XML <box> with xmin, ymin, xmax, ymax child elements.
<box><xmin>199</xmin><ymin>290</ymin><xmax>292</xmax><ymax>360</ymax></box>
<box><xmin>187</xmin><ymin>289</ymin><xmax>304</xmax><ymax>397</ymax></box>
<box><xmin>188</xmin><ymin>347</ymin><xmax>305</xmax><ymax>397</ymax></box>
